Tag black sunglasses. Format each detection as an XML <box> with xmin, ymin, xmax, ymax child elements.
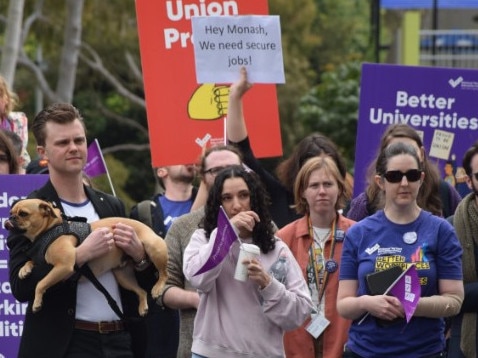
<box><xmin>383</xmin><ymin>169</ymin><xmax>422</xmax><ymax>183</ymax></box>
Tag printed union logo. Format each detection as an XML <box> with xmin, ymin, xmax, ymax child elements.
<box><xmin>448</xmin><ymin>76</ymin><xmax>478</xmax><ymax>91</ymax></box>
<box><xmin>365</xmin><ymin>243</ymin><xmax>379</xmax><ymax>255</ymax></box>
<box><xmin>448</xmin><ymin>76</ymin><xmax>463</xmax><ymax>88</ymax></box>
<box><xmin>404</xmin><ymin>292</ymin><xmax>416</xmax><ymax>302</ymax></box>
<box><xmin>195</xmin><ymin>133</ymin><xmax>211</xmax><ymax>147</ymax></box>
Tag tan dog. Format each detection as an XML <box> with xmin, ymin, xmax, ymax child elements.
<box><xmin>5</xmin><ymin>198</ymin><xmax>168</xmax><ymax>316</ymax></box>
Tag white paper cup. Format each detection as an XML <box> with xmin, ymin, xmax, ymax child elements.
<box><xmin>234</xmin><ymin>243</ymin><xmax>260</xmax><ymax>282</ymax></box>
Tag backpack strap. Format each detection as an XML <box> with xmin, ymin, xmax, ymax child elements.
<box><xmin>135</xmin><ymin>197</ymin><xmax>166</xmax><ymax>237</ymax></box>
<box><xmin>137</xmin><ymin>200</ymin><xmax>154</xmax><ymax>228</ymax></box>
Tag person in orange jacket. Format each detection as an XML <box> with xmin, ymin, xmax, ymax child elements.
<box><xmin>277</xmin><ymin>155</ymin><xmax>355</xmax><ymax>357</ymax></box>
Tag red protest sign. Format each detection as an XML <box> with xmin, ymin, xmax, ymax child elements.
<box><xmin>135</xmin><ymin>0</ymin><xmax>282</xmax><ymax>166</ymax></box>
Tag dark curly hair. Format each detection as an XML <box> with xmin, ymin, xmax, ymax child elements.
<box><xmin>201</xmin><ymin>165</ymin><xmax>276</xmax><ymax>254</ymax></box>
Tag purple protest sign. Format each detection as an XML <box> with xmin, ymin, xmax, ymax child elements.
<box><xmin>389</xmin><ymin>264</ymin><xmax>421</xmax><ymax>323</ymax></box>
<box><xmin>354</xmin><ymin>63</ymin><xmax>478</xmax><ymax>199</ymax></box>
<box><xmin>194</xmin><ymin>206</ymin><xmax>238</xmax><ymax>276</ymax></box>
<box><xmin>84</xmin><ymin>139</ymin><xmax>107</xmax><ymax>178</ymax></box>
<box><xmin>0</xmin><ymin>174</ymin><xmax>49</xmax><ymax>358</ymax></box>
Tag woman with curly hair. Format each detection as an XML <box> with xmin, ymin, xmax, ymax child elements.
<box><xmin>183</xmin><ymin>165</ymin><xmax>311</xmax><ymax>358</ymax></box>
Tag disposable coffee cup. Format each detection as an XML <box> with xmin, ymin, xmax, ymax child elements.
<box><xmin>234</xmin><ymin>243</ymin><xmax>260</xmax><ymax>282</ymax></box>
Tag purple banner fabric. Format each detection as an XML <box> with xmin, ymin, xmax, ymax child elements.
<box><xmin>194</xmin><ymin>206</ymin><xmax>238</xmax><ymax>276</ymax></box>
<box><xmin>388</xmin><ymin>265</ymin><xmax>421</xmax><ymax>323</ymax></box>
<box><xmin>354</xmin><ymin>63</ymin><xmax>478</xmax><ymax>199</ymax></box>
<box><xmin>84</xmin><ymin>139</ymin><xmax>107</xmax><ymax>178</ymax></box>
<box><xmin>0</xmin><ymin>174</ymin><xmax>49</xmax><ymax>358</ymax></box>
<box><xmin>382</xmin><ymin>0</ymin><xmax>478</xmax><ymax>9</ymax></box>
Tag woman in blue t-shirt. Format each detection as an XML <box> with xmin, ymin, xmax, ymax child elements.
<box><xmin>337</xmin><ymin>142</ymin><xmax>464</xmax><ymax>358</ymax></box>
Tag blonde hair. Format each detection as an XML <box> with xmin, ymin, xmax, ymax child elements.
<box><xmin>293</xmin><ymin>156</ymin><xmax>348</xmax><ymax>215</ymax></box>
<box><xmin>0</xmin><ymin>75</ymin><xmax>19</xmax><ymax>114</ymax></box>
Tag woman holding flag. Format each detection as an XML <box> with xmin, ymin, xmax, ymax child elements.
<box><xmin>337</xmin><ymin>142</ymin><xmax>464</xmax><ymax>358</ymax></box>
<box><xmin>183</xmin><ymin>165</ymin><xmax>311</xmax><ymax>358</ymax></box>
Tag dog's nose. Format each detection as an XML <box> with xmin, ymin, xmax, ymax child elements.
<box><xmin>4</xmin><ymin>219</ymin><xmax>14</xmax><ymax>230</ymax></box>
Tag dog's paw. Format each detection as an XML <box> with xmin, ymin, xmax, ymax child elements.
<box><xmin>18</xmin><ymin>269</ymin><xmax>29</xmax><ymax>279</ymax></box>
<box><xmin>32</xmin><ymin>300</ymin><xmax>42</xmax><ymax>313</ymax></box>
<box><xmin>151</xmin><ymin>280</ymin><xmax>166</xmax><ymax>299</ymax></box>
<box><xmin>151</xmin><ymin>286</ymin><xmax>162</xmax><ymax>300</ymax></box>
<box><xmin>139</xmin><ymin>304</ymin><xmax>149</xmax><ymax>317</ymax></box>
<box><xmin>18</xmin><ymin>262</ymin><xmax>34</xmax><ymax>279</ymax></box>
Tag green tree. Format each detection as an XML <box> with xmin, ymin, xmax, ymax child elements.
<box><xmin>269</xmin><ymin>0</ymin><xmax>372</xmax><ymax>158</ymax></box>
<box><xmin>298</xmin><ymin>61</ymin><xmax>362</xmax><ymax>171</ymax></box>
<box><xmin>269</xmin><ymin>0</ymin><xmax>320</xmax><ymax>154</ymax></box>
<box><xmin>313</xmin><ymin>0</ymin><xmax>372</xmax><ymax>72</ymax></box>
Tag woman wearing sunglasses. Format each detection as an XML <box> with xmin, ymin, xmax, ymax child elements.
<box><xmin>346</xmin><ymin>124</ymin><xmax>461</xmax><ymax>221</ymax></box>
<box><xmin>337</xmin><ymin>142</ymin><xmax>464</xmax><ymax>358</ymax></box>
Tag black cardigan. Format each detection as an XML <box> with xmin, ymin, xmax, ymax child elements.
<box><xmin>7</xmin><ymin>180</ymin><xmax>154</xmax><ymax>358</ymax></box>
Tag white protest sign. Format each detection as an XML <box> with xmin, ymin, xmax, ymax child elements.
<box><xmin>191</xmin><ymin>15</ymin><xmax>284</xmax><ymax>84</ymax></box>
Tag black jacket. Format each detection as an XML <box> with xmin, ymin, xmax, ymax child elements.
<box><xmin>7</xmin><ymin>180</ymin><xmax>154</xmax><ymax>358</ymax></box>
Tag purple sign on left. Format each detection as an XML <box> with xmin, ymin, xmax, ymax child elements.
<box><xmin>0</xmin><ymin>175</ymin><xmax>49</xmax><ymax>358</ymax></box>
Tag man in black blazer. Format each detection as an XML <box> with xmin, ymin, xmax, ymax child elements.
<box><xmin>8</xmin><ymin>103</ymin><xmax>155</xmax><ymax>358</ymax></box>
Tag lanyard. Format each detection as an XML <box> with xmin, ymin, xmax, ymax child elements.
<box><xmin>308</xmin><ymin>216</ymin><xmax>338</xmax><ymax>306</ymax></box>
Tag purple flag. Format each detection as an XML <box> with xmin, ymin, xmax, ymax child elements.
<box><xmin>84</xmin><ymin>139</ymin><xmax>107</xmax><ymax>177</ymax></box>
<box><xmin>389</xmin><ymin>264</ymin><xmax>421</xmax><ymax>323</ymax></box>
<box><xmin>194</xmin><ymin>206</ymin><xmax>238</xmax><ymax>276</ymax></box>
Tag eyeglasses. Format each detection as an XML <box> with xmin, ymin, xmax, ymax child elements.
<box><xmin>383</xmin><ymin>169</ymin><xmax>422</xmax><ymax>183</ymax></box>
<box><xmin>472</xmin><ymin>172</ymin><xmax>478</xmax><ymax>181</ymax></box>
<box><xmin>0</xmin><ymin>154</ymin><xmax>9</xmax><ymax>162</ymax></box>
<box><xmin>204</xmin><ymin>166</ymin><xmax>227</xmax><ymax>176</ymax></box>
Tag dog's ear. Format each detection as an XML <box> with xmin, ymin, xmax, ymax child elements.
<box><xmin>39</xmin><ymin>202</ymin><xmax>59</xmax><ymax>219</ymax></box>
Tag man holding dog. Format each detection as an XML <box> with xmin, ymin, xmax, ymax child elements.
<box><xmin>7</xmin><ymin>103</ymin><xmax>155</xmax><ymax>358</ymax></box>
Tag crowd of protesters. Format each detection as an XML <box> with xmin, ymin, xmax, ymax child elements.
<box><xmin>2</xmin><ymin>66</ymin><xmax>477</xmax><ymax>358</ymax></box>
